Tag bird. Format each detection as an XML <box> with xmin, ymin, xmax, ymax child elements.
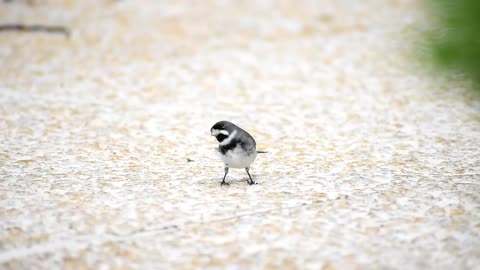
<box><xmin>210</xmin><ymin>121</ymin><xmax>266</xmax><ymax>186</ymax></box>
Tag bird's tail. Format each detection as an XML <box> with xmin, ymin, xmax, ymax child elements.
<box><xmin>257</xmin><ymin>150</ymin><xmax>268</xmax><ymax>154</ymax></box>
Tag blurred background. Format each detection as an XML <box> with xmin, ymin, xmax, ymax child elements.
<box><xmin>428</xmin><ymin>0</ymin><xmax>480</xmax><ymax>89</ymax></box>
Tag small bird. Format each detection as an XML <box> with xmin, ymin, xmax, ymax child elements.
<box><xmin>210</xmin><ymin>121</ymin><xmax>266</xmax><ymax>186</ymax></box>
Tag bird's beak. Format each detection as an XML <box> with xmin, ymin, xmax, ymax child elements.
<box><xmin>211</xmin><ymin>129</ymin><xmax>220</xmax><ymax>136</ymax></box>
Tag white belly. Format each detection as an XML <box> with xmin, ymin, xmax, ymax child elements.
<box><xmin>218</xmin><ymin>145</ymin><xmax>257</xmax><ymax>168</ymax></box>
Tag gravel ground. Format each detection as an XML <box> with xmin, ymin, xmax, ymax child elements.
<box><xmin>1</xmin><ymin>1</ymin><xmax>479</xmax><ymax>269</ymax></box>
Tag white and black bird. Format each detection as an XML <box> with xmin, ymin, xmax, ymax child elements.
<box><xmin>210</xmin><ymin>121</ymin><xmax>266</xmax><ymax>186</ymax></box>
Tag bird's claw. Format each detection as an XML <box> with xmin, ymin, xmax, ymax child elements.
<box><xmin>220</xmin><ymin>181</ymin><xmax>230</xmax><ymax>186</ymax></box>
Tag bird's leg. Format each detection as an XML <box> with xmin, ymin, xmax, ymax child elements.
<box><xmin>221</xmin><ymin>166</ymin><xmax>230</xmax><ymax>186</ymax></box>
<box><xmin>245</xmin><ymin>167</ymin><xmax>257</xmax><ymax>185</ymax></box>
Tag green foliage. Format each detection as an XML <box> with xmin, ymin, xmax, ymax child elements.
<box><xmin>430</xmin><ymin>0</ymin><xmax>480</xmax><ymax>87</ymax></box>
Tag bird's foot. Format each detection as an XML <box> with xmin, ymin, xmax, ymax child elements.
<box><xmin>220</xmin><ymin>181</ymin><xmax>230</xmax><ymax>186</ymax></box>
<box><xmin>247</xmin><ymin>180</ymin><xmax>257</xmax><ymax>185</ymax></box>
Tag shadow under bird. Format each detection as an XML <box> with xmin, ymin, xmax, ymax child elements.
<box><xmin>211</xmin><ymin>121</ymin><xmax>267</xmax><ymax>186</ymax></box>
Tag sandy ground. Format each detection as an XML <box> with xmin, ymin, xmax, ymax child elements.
<box><xmin>1</xmin><ymin>0</ymin><xmax>480</xmax><ymax>269</ymax></box>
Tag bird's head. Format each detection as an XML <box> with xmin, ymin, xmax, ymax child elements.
<box><xmin>211</xmin><ymin>121</ymin><xmax>236</xmax><ymax>142</ymax></box>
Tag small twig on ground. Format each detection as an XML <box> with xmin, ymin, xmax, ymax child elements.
<box><xmin>0</xmin><ymin>24</ymin><xmax>70</xmax><ymax>37</ymax></box>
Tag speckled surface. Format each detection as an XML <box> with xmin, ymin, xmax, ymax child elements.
<box><xmin>1</xmin><ymin>1</ymin><xmax>480</xmax><ymax>269</ymax></box>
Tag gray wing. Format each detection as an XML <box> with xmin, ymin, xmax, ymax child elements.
<box><xmin>237</xmin><ymin>129</ymin><xmax>257</xmax><ymax>153</ymax></box>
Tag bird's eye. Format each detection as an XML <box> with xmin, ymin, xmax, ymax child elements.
<box><xmin>211</xmin><ymin>129</ymin><xmax>229</xmax><ymax>136</ymax></box>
